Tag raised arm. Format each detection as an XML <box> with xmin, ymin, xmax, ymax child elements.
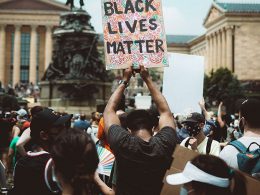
<box><xmin>217</xmin><ymin>102</ymin><xmax>225</xmax><ymax>128</ymax></box>
<box><xmin>103</xmin><ymin>67</ymin><xmax>132</xmax><ymax>135</ymax></box>
<box><xmin>140</xmin><ymin>66</ymin><xmax>175</xmax><ymax>130</ymax></box>
<box><xmin>16</xmin><ymin>128</ymin><xmax>31</xmax><ymax>156</ymax></box>
<box><xmin>198</xmin><ymin>98</ymin><xmax>210</xmax><ymax>121</ymax></box>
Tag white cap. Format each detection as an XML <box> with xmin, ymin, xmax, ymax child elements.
<box><xmin>166</xmin><ymin>161</ymin><xmax>230</xmax><ymax>188</ymax></box>
<box><xmin>17</xmin><ymin>109</ymin><xmax>27</xmax><ymax>117</ymax></box>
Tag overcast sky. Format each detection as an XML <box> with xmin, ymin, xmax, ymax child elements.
<box><xmin>58</xmin><ymin>0</ymin><xmax>260</xmax><ymax>36</ymax></box>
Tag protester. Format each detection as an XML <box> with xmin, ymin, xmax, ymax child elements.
<box><xmin>220</xmin><ymin>98</ymin><xmax>260</xmax><ymax>177</ymax></box>
<box><xmin>7</xmin><ymin>109</ymin><xmax>30</xmax><ymax>175</ymax></box>
<box><xmin>180</xmin><ymin>112</ymin><xmax>221</xmax><ymax>156</ymax></box>
<box><xmin>0</xmin><ymin>112</ymin><xmax>16</xmax><ymax>168</ymax></box>
<box><xmin>166</xmin><ymin>155</ymin><xmax>246</xmax><ymax>195</ymax></box>
<box><xmin>90</xmin><ymin>112</ymin><xmax>101</xmax><ymax>126</ymax></box>
<box><xmin>103</xmin><ymin>66</ymin><xmax>177</xmax><ymax>195</ymax></box>
<box><xmin>16</xmin><ymin>106</ymin><xmax>44</xmax><ymax>156</ymax></box>
<box><xmin>50</xmin><ymin>127</ymin><xmax>108</xmax><ymax>195</ymax></box>
<box><xmin>73</xmin><ymin>114</ymin><xmax>90</xmax><ymax>131</ymax></box>
<box><xmin>9</xmin><ymin>108</ymin><xmax>72</xmax><ymax>195</ymax></box>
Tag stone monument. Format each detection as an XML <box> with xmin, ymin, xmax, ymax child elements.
<box><xmin>40</xmin><ymin>4</ymin><xmax>113</xmax><ymax>113</ymax></box>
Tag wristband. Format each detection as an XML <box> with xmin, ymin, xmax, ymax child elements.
<box><xmin>118</xmin><ymin>80</ymin><xmax>129</xmax><ymax>87</ymax></box>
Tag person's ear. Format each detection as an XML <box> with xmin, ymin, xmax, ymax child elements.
<box><xmin>40</xmin><ymin>131</ymin><xmax>48</xmax><ymax>141</ymax></box>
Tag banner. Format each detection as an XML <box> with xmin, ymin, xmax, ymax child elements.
<box><xmin>101</xmin><ymin>0</ymin><xmax>168</xmax><ymax>69</ymax></box>
<box><xmin>162</xmin><ymin>53</ymin><xmax>205</xmax><ymax>115</ymax></box>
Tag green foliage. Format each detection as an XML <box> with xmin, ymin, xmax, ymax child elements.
<box><xmin>204</xmin><ymin>68</ymin><xmax>244</xmax><ymax>113</ymax></box>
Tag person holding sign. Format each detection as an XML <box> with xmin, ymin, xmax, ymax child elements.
<box><xmin>103</xmin><ymin>65</ymin><xmax>177</xmax><ymax>195</ymax></box>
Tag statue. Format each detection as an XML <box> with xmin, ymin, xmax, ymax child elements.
<box><xmin>66</xmin><ymin>0</ymin><xmax>85</xmax><ymax>10</ymax></box>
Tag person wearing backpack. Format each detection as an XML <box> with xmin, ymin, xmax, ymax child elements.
<box><xmin>180</xmin><ymin>112</ymin><xmax>221</xmax><ymax>156</ymax></box>
<box><xmin>220</xmin><ymin>98</ymin><xmax>260</xmax><ymax>178</ymax></box>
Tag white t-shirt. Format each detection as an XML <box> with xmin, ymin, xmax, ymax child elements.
<box><xmin>87</xmin><ymin>125</ymin><xmax>99</xmax><ymax>143</ymax></box>
<box><xmin>180</xmin><ymin>137</ymin><xmax>221</xmax><ymax>156</ymax></box>
<box><xmin>219</xmin><ymin>136</ymin><xmax>260</xmax><ymax>169</ymax></box>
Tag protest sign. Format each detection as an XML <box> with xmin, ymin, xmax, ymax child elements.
<box><xmin>135</xmin><ymin>95</ymin><xmax>152</xmax><ymax>109</ymax></box>
<box><xmin>162</xmin><ymin>53</ymin><xmax>204</xmax><ymax>115</ymax></box>
<box><xmin>101</xmin><ymin>0</ymin><xmax>168</xmax><ymax>69</ymax></box>
<box><xmin>161</xmin><ymin>145</ymin><xmax>260</xmax><ymax>195</ymax></box>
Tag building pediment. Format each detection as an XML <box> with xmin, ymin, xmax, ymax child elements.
<box><xmin>0</xmin><ymin>0</ymin><xmax>69</xmax><ymax>11</ymax></box>
<box><xmin>204</xmin><ymin>3</ymin><xmax>224</xmax><ymax>27</ymax></box>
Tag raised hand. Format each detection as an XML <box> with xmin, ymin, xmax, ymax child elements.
<box><xmin>123</xmin><ymin>66</ymin><xmax>133</xmax><ymax>82</ymax></box>
<box><xmin>139</xmin><ymin>65</ymin><xmax>150</xmax><ymax>81</ymax></box>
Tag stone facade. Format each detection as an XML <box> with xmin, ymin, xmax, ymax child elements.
<box><xmin>0</xmin><ymin>0</ymin><xmax>69</xmax><ymax>86</ymax></box>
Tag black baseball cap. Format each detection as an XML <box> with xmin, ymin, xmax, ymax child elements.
<box><xmin>182</xmin><ymin>112</ymin><xmax>205</xmax><ymax>124</ymax></box>
<box><xmin>30</xmin><ymin>108</ymin><xmax>72</xmax><ymax>141</ymax></box>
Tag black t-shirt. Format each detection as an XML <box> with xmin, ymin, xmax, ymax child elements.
<box><xmin>11</xmin><ymin>151</ymin><xmax>57</xmax><ymax>195</ymax></box>
<box><xmin>0</xmin><ymin>118</ymin><xmax>14</xmax><ymax>148</ymax></box>
<box><xmin>108</xmin><ymin>125</ymin><xmax>177</xmax><ymax>195</ymax></box>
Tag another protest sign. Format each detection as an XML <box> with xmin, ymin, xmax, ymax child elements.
<box><xmin>135</xmin><ymin>95</ymin><xmax>152</xmax><ymax>109</ymax></box>
<box><xmin>101</xmin><ymin>0</ymin><xmax>168</xmax><ymax>69</ymax></box>
<box><xmin>163</xmin><ymin>53</ymin><xmax>204</xmax><ymax>115</ymax></box>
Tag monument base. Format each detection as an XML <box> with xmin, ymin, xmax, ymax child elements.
<box><xmin>39</xmin><ymin>80</ymin><xmax>112</xmax><ymax>114</ymax></box>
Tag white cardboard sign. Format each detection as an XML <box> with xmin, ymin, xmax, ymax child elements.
<box><xmin>163</xmin><ymin>53</ymin><xmax>204</xmax><ymax>115</ymax></box>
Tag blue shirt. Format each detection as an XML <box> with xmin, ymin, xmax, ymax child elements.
<box><xmin>73</xmin><ymin>120</ymin><xmax>90</xmax><ymax>131</ymax></box>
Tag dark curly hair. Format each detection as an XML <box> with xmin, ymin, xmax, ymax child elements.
<box><xmin>51</xmin><ymin>128</ymin><xmax>99</xmax><ymax>195</ymax></box>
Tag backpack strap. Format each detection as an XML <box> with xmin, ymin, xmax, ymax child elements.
<box><xmin>228</xmin><ymin>140</ymin><xmax>247</xmax><ymax>153</ymax></box>
<box><xmin>206</xmin><ymin>138</ymin><xmax>213</xmax><ymax>155</ymax></box>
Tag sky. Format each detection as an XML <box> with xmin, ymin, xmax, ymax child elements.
<box><xmin>58</xmin><ymin>0</ymin><xmax>260</xmax><ymax>36</ymax></box>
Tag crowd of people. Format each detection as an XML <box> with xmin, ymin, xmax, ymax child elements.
<box><xmin>0</xmin><ymin>66</ymin><xmax>259</xmax><ymax>195</ymax></box>
<box><xmin>0</xmin><ymin>82</ymin><xmax>40</xmax><ymax>101</ymax></box>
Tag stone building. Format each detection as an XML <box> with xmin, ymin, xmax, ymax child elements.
<box><xmin>0</xmin><ymin>0</ymin><xmax>260</xmax><ymax>90</ymax></box>
<box><xmin>168</xmin><ymin>1</ymin><xmax>260</xmax><ymax>84</ymax></box>
<box><xmin>0</xmin><ymin>0</ymin><xmax>69</xmax><ymax>86</ymax></box>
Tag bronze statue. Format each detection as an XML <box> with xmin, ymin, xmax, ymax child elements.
<box><xmin>66</xmin><ymin>0</ymin><xmax>84</xmax><ymax>10</ymax></box>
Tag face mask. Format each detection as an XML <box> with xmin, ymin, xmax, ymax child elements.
<box><xmin>180</xmin><ymin>186</ymin><xmax>195</xmax><ymax>195</ymax></box>
<box><xmin>180</xmin><ymin>187</ymin><xmax>188</xmax><ymax>195</ymax></box>
<box><xmin>185</xmin><ymin>123</ymin><xmax>201</xmax><ymax>137</ymax></box>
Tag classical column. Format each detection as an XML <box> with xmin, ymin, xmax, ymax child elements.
<box><xmin>221</xmin><ymin>28</ymin><xmax>226</xmax><ymax>68</ymax></box>
<box><xmin>206</xmin><ymin>37</ymin><xmax>210</xmax><ymax>73</ymax></box>
<box><xmin>226</xmin><ymin>26</ymin><xmax>233</xmax><ymax>71</ymax></box>
<box><xmin>13</xmin><ymin>25</ymin><xmax>22</xmax><ymax>86</ymax></box>
<box><xmin>45</xmin><ymin>26</ymin><xmax>53</xmax><ymax>70</ymax></box>
<box><xmin>212</xmin><ymin>33</ymin><xmax>217</xmax><ymax>70</ymax></box>
<box><xmin>29</xmin><ymin>25</ymin><xmax>37</xmax><ymax>84</ymax></box>
<box><xmin>217</xmin><ymin>30</ymin><xmax>222</xmax><ymax>68</ymax></box>
<box><xmin>209</xmin><ymin>34</ymin><xmax>214</xmax><ymax>71</ymax></box>
<box><xmin>0</xmin><ymin>25</ymin><xmax>6</xmax><ymax>85</ymax></box>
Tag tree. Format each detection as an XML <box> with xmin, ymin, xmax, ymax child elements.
<box><xmin>204</xmin><ymin>68</ymin><xmax>244</xmax><ymax>113</ymax></box>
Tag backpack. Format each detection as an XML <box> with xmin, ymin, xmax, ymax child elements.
<box><xmin>185</xmin><ymin>137</ymin><xmax>212</xmax><ymax>155</ymax></box>
<box><xmin>229</xmin><ymin>140</ymin><xmax>260</xmax><ymax>177</ymax></box>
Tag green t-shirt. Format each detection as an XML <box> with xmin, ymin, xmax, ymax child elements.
<box><xmin>9</xmin><ymin>136</ymin><xmax>19</xmax><ymax>166</ymax></box>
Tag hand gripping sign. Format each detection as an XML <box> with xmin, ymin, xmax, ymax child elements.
<box><xmin>102</xmin><ymin>0</ymin><xmax>169</xmax><ymax>69</ymax></box>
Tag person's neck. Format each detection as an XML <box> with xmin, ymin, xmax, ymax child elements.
<box><xmin>195</xmin><ymin>131</ymin><xmax>206</xmax><ymax>145</ymax></box>
<box><xmin>134</xmin><ymin>129</ymin><xmax>152</xmax><ymax>142</ymax></box>
<box><xmin>244</xmin><ymin>127</ymin><xmax>260</xmax><ymax>137</ymax></box>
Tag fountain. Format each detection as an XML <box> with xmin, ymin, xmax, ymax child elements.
<box><xmin>40</xmin><ymin>7</ymin><xmax>113</xmax><ymax>113</ymax></box>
